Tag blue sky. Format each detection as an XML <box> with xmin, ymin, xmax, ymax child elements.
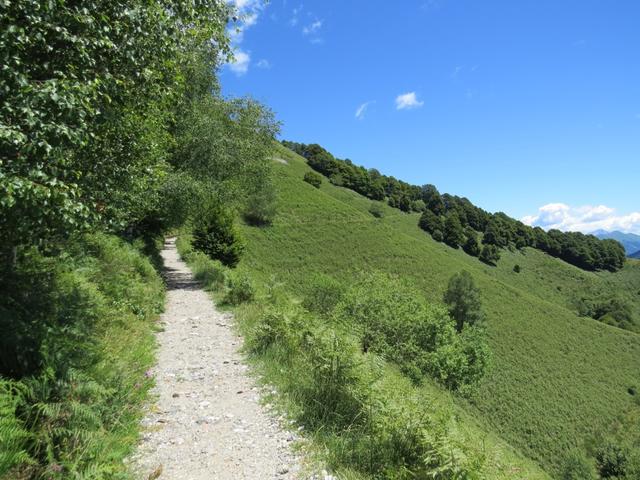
<box><xmin>223</xmin><ymin>0</ymin><xmax>640</xmax><ymax>233</ymax></box>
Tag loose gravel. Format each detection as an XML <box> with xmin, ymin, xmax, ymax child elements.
<box><xmin>131</xmin><ymin>238</ymin><xmax>305</xmax><ymax>479</ymax></box>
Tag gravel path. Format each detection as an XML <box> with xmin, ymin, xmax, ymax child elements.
<box><xmin>132</xmin><ymin>238</ymin><xmax>303</xmax><ymax>480</ymax></box>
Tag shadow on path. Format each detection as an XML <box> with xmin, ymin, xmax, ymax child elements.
<box><xmin>161</xmin><ymin>239</ymin><xmax>200</xmax><ymax>291</ymax></box>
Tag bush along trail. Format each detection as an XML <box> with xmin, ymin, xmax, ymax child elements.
<box><xmin>131</xmin><ymin>238</ymin><xmax>303</xmax><ymax>480</ymax></box>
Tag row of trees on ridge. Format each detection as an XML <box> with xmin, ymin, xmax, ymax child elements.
<box><xmin>283</xmin><ymin>141</ymin><xmax>626</xmax><ymax>272</ymax></box>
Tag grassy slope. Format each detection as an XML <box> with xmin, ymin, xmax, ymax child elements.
<box><xmin>239</xmin><ymin>144</ymin><xmax>640</xmax><ymax>476</ymax></box>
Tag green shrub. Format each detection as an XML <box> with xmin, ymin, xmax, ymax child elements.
<box><xmin>576</xmin><ymin>294</ymin><xmax>634</xmax><ymax>330</ymax></box>
<box><xmin>334</xmin><ymin>272</ymin><xmax>489</xmax><ymax>389</ymax></box>
<box><xmin>595</xmin><ymin>439</ymin><xmax>631</xmax><ymax>478</ymax></box>
<box><xmin>249</xmin><ymin>309</ymin><xmax>292</xmax><ymax>354</ymax></box>
<box><xmin>191</xmin><ymin>252</ymin><xmax>227</xmax><ymax>290</ymax></box>
<box><xmin>302</xmin><ymin>274</ymin><xmax>345</xmax><ymax>317</ymax></box>
<box><xmin>303</xmin><ymin>171</ymin><xmax>322</xmax><ymax>188</ymax></box>
<box><xmin>176</xmin><ymin>233</ymin><xmax>196</xmax><ymax>262</ymax></box>
<box><xmin>240</xmin><ymin>296</ymin><xmax>483</xmax><ymax>478</ymax></box>
<box><xmin>224</xmin><ymin>272</ymin><xmax>255</xmax><ymax>305</ymax></box>
<box><xmin>368</xmin><ymin>202</ymin><xmax>384</xmax><ymax>218</ymax></box>
<box><xmin>192</xmin><ymin>203</ymin><xmax>245</xmax><ymax>267</ymax></box>
<box><xmin>513</xmin><ymin>264</ymin><xmax>521</xmax><ymax>273</ymax></box>
<box><xmin>561</xmin><ymin>450</ymin><xmax>597</xmax><ymax>480</ymax></box>
<box><xmin>297</xmin><ymin>329</ymin><xmax>365</xmax><ymax>430</ymax></box>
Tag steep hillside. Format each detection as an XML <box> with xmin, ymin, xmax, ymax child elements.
<box><xmin>239</xmin><ymin>144</ymin><xmax>640</xmax><ymax>476</ymax></box>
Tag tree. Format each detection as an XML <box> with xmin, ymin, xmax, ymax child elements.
<box><xmin>463</xmin><ymin>229</ymin><xmax>481</xmax><ymax>257</ymax></box>
<box><xmin>412</xmin><ymin>199</ymin><xmax>426</xmax><ymax>212</ymax></box>
<box><xmin>419</xmin><ymin>209</ymin><xmax>443</xmax><ymax>236</ymax></box>
<box><xmin>303</xmin><ymin>171</ymin><xmax>322</xmax><ymax>188</ymax></box>
<box><xmin>0</xmin><ymin>0</ymin><xmax>232</xmax><ymax>258</ymax></box>
<box><xmin>479</xmin><ymin>244</ymin><xmax>501</xmax><ymax>265</ymax></box>
<box><xmin>283</xmin><ymin>138</ymin><xmax>629</xmax><ymax>272</ymax></box>
<box><xmin>443</xmin><ymin>271</ymin><xmax>485</xmax><ymax>332</ymax></box>
<box><xmin>483</xmin><ymin>219</ymin><xmax>508</xmax><ymax>247</ymax></box>
<box><xmin>398</xmin><ymin>194</ymin><xmax>412</xmax><ymax>213</ymax></box>
<box><xmin>192</xmin><ymin>202</ymin><xmax>245</xmax><ymax>267</ymax></box>
<box><xmin>443</xmin><ymin>212</ymin><xmax>464</xmax><ymax>248</ymax></box>
<box><xmin>174</xmin><ymin>95</ymin><xmax>279</xmax><ymax>209</ymax></box>
<box><xmin>421</xmin><ymin>184</ymin><xmax>445</xmax><ymax>215</ymax></box>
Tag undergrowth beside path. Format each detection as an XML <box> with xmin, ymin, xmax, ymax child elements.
<box><xmin>176</xmin><ymin>233</ymin><xmax>550</xmax><ymax>480</ymax></box>
<box><xmin>0</xmin><ymin>234</ymin><xmax>164</xmax><ymax>479</ymax></box>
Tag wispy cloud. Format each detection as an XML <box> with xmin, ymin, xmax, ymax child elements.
<box><xmin>256</xmin><ymin>59</ymin><xmax>272</xmax><ymax>69</ymax></box>
<box><xmin>300</xmin><ymin>17</ymin><xmax>323</xmax><ymax>44</ymax></box>
<box><xmin>421</xmin><ymin>0</ymin><xmax>445</xmax><ymax>12</ymax></box>
<box><xmin>303</xmin><ymin>19</ymin><xmax>323</xmax><ymax>35</ymax></box>
<box><xmin>395</xmin><ymin>92</ymin><xmax>424</xmax><ymax>110</ymax></box>
<box><xmin>522</xmin><ymin>203</ymin><xmax>640</xmax><ymax>234</ymax></box>
<box><xmin>355</xmin><ymin>101</ymin><xmax>374</xmax><ymax>120</ymax></box>
<box><xmin>290</xmin><ymin>5</ymin><xmax>303</xmax><ymax>26</ymax></box>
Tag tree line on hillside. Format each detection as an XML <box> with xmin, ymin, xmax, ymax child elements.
<box><xmin>283</xmin><ymin>141</ymin><xmax>626</xmax><ymax>272</ymax></box>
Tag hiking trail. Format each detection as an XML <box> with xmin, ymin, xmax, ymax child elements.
<box><xmin>131</xmin><ymin>238</ymin><xmax>304</xmax><ymax>479</ymax></box>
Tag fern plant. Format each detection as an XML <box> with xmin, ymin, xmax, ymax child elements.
<box><xmin>0</xmin><ymin>379</ymin><xmax>32</xmax><ymax>476</ymax></box>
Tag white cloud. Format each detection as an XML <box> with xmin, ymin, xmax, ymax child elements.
<box><xmin>521</xmin><ymin>203</ymin><xmax>640</xmax><ymax>234</ymax></box>
<box><xmin>395</xmin><ymin>92</ymin><xmax>424</xmax><ymax>110</ymax></box>
<box><xmin>303</xmin><ymin>20</ymin><xmax>323</xmax><ymax>35</ymax></box>
<box><xmin>225</xmin><ymin>0</ymin><xmax>266</xmax><ymax>75</ymax></box>
<box><xmin>355</xmin><ymin>101</ymin><xmax>373</xmax><ymax>120</ymax></box>
<box><xmin>256</xmin><ymin>59</ymin><xmax>271</xmax><ymax>69</ymax></box>
<box><xmin>231</xmin><ymin>0</ymin><xmax>261</xmax><ymax>11</ymax></box>
<box><xmin>229</xmin><ymin>49</ymin><xmax>250</xmax><ymax>75</ymax></box>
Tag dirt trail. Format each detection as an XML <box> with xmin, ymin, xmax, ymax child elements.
<box><xmin>131</xmin><ymin>238</ymin><xmax>302</xmax><ymax>479</ymax></box>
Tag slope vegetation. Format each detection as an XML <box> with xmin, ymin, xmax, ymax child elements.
<box><xmin>239</xmin><ymin>144</ymin><xmax>640</xmax><ymax>476</ymax></box>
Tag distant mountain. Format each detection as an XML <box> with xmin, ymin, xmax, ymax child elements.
<box><xmin>593</xmin><ymin>230</ymin><xmax>640</xmax><ymax>256</ymax></box>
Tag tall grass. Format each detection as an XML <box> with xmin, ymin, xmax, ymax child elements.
<box><xmin>176</xmin><ymin>232</ymin><xmax>549</xmax><ymax>479</ymax></box>
<box><xmin>0</xmin><ymin>233</ymin><xmax>164</xmax><ymax>479</ymax></box>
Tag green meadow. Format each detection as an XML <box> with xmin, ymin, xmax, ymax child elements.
<box><xmin>237</xmin><ymin>144</ymin><xmax>640</xmax><ymax>476</ymax></box>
